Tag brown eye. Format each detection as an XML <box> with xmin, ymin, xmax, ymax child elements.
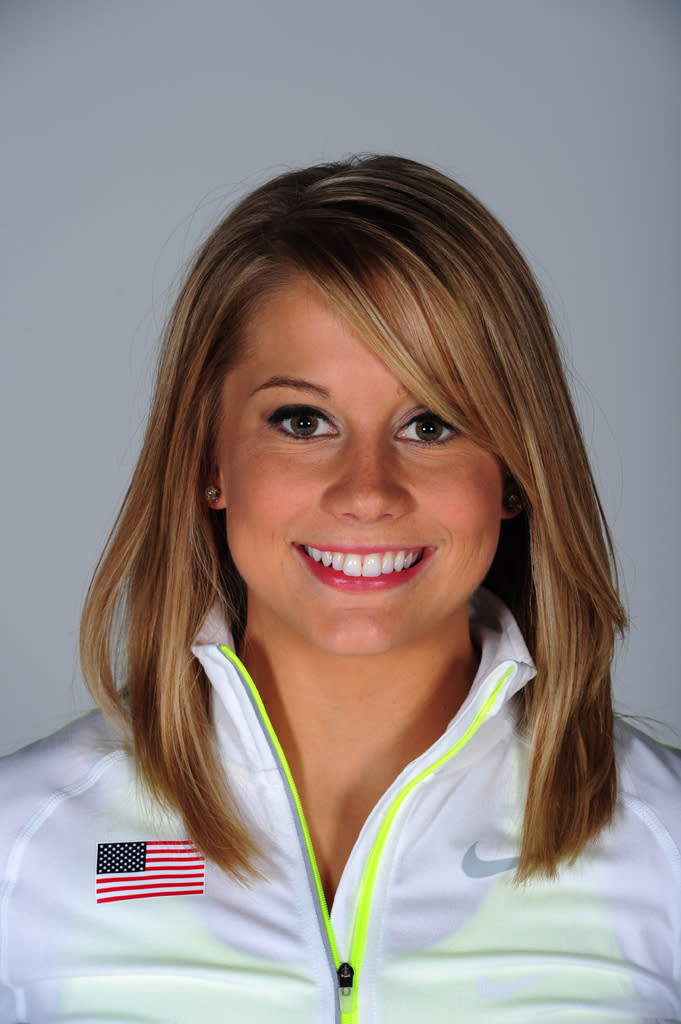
<box><xmin>268</xmin><ymin>405</ymin><xmax>334</xmax><ymax>438</ymax></box>
<box><xmin>289</xmin><ymin>412</ymin><xmax>319</xmax><ymax>436</ymax></box>
<box><xmin>401</xmin><ymin>414</ymin><xmax>455</xmax><ymax>443</ymax></box>
<box><xmin>414</xmin><ymin>416</ymin><xmax>445</xmax><ymax>441</ymax></box>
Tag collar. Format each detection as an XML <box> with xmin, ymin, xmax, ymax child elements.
<box><xmin>191</xmin><ymin>588</ymin><xmax>536</xmax><ymax>774</ymax></box>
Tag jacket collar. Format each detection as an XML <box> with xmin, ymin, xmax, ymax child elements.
<box><xmin>191</xmin><ymin>588</ymin><xmax>536</xmax><ymax>772</ymax></box>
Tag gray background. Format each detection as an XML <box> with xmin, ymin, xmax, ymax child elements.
<box><xmin>1</xmin><ymin>0</ymin><xmax>679</xmax><ymax>754</ymax></box>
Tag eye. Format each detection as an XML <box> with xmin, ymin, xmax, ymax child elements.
<box><xmin>268</xmin><ymin>405</ymin><xmax>335</xmax><ymax>438</ymax></box>
<box><xmin>400</xmin><ymin>413</ymin><xmax>456</xmax><ymax>443</ymax></box>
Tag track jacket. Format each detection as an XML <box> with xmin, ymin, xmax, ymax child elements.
<box><xmin>1</xmin><ymin>590</ymin><xmax>680</xmax><ymax>1023</ymax></box>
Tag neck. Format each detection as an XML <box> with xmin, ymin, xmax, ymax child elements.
<box><xmin>238</xmin><ymin>613</ymin><xmax>478</xmax><ymax>905</ymax></box>
<box><xmin>238</xmin><ymin>608</ymin><xmax>478</xmax><ymax>761</ymax></box>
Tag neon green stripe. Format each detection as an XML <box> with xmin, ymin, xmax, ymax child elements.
<box><xmin>219</xmin><ymin>646</ymin><xmax>341</xmax><ymax>968</ymax></box>
<box><xmin>220</xmin><ymin>645</ymin><xmax>514</xmax><ymax>1022</ymax></box>
<box><xmin>345</xmin><ymin>665</ymin><xmax>515</xmax><ymax>1018</ymax></box>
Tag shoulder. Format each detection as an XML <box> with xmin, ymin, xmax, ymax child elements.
<box><xmin>0</xmin><ymin>709</ymin><xmax>127</xmax><ymax>786</ymax></box>
<box><xmin>614</xmin><ymin>718</ymin><xmax>681</xmax><ymax>851</ymax></box>
<box><xmin>0</xmin><ymin>712</ymin><xmax>130</xmax><ymax>870</ymax></box>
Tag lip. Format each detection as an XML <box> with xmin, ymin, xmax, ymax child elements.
<box><xmin>300</xmin><ymin>544</ymin><xmax>417</xmax><ymax>555</ymax></box>
<box><xmin>295</xmin><ymin>543</ymin><xmax>433</xmax><ymax>592</ymax></box>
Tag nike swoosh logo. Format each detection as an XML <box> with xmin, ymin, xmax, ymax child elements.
<box><xmin>462</xmin><ymin>842</ymin><xmax>519</xmax><ymax>878</ymax></box>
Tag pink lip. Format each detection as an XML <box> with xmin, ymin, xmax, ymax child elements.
<box><xmin>299</xmin><ymin>544</ymin><xmax>419</xmax><ymax>555</ymax></box>
<box><xmin>295</xmin><ymin>544</ymin><xmax>432</xmax><ymax>592</ymax></box>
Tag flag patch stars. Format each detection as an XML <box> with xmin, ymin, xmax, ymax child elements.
<box><xmin>97</xmin><ymin>841</ymin><xmax>146</xmax><ymax>875</ymax></box>
<box><xmin>96</xmin><ymin>840</ymin><xmax>205</xmax><ymax>903</ymax></box>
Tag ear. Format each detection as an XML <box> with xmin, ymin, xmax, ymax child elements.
<box><xmin>501</xmin><ymin>486</ymin><xmax>523</xmax><ymax>520</ymax></box>
<box><xmin>205</xmin><ymin>465</ymin><xmax>227</xmax><ymax>510</ymax></box>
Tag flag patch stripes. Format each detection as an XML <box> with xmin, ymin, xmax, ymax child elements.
<box><xmin>96</xmin><ymin>840</ymin><xmax>205</xmax><ymax>903</ymax></box>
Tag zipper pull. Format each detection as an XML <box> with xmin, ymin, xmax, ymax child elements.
<box><xmin>337</xmin><ymin>961</ymin><xmax>354</xmax><ymax>1014</ymax></box>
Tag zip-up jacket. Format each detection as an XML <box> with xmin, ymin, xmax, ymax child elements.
<box><xmin>1</xmin><ymin>591</ymin><xmax>680</xmax><ymax>1022</ymax></box>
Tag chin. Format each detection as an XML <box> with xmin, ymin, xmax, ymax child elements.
<box><xmin>307</xmin><ymin>616</ymin><xmax>407</xmax><ymax>658</ymax></box>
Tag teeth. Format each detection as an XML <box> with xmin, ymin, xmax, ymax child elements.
<box><xmin>361</xmin><ymin>554</ymin><xmax>382</xmax><ymax>578</ymax></box>
<box><xmin>304</xmin><ymin>547</ymin><xmax>422</xmax><ymax>577</ymax></box>
<box><xmin>343</xmin><ymin>554</ymin><xmax>362</xmax><ymax>577</ymax></box>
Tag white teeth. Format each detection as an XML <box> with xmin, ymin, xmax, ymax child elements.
<box><xmin>343</xmin><ymin>554</ymin><xmax>362</xmax><ymax>577</ymax></box>
<box><xmin>361</xmin><ymin>554</ymin><xmax>382</xmax><ymax>577</ymax></box>
<box><xmin>304</xmin><ymin>546</ymin><xmax>422</xmax><ymax>577</ymax></box>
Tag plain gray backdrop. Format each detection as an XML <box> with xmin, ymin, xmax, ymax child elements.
<box><xmin>1</xmin><ymin>0</ymin><xmax>680</xmax><ymax>754</ymax></box>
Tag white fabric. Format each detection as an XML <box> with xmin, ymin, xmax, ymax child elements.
<box><xmin>1</xmin><ymin>591</ymin><xmax>679</xmax><ymax>1023</ymax></box>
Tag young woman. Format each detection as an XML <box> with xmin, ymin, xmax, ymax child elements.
<box><xmin>1</xmin><ymin>156</ymin><xmax>679</xmax><ymax>1023</ymax></box>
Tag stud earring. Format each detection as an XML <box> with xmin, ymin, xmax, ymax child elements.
<box><xmin>206</xmin><ymin>486</ymin><xmax>221</xmax><ymax>503</ymax></box>
<box><xmin>504</xmin><ymin>493</ymin><xmax>522</xmax><ymax>514</ymax></box>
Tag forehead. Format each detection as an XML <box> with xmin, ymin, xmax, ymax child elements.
<box><xmin>234</xmin><ymin>277</ymin><xmax>410</xmax><ymax>397</ymax></box>
<box><xmin>242</xmin><ymin>276</ymin><xmax>349</xmax><ymax>348</ymax></box>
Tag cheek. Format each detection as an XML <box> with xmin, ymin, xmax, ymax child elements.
<box><xmin>226</xmin><ymin>450</ymin><xmax>315</xmax><ymax>516</ymax></box>
<box><xmin>432</xmin><ymin>469</ymin><xmax>505</xmax><ymax>571</ymax></box>
<box><xmin>224</xmin><ymin>489</ymin><xmax>279</xmax><ymax>593</ymax></box>
<box><xmin>435</xmin><ymin>463</ymin><xmax>504</xmax><ymax>526</ymax></box>
<box><xmin>222</xmin><ymin>452</ymin><xmax>313</xmax><ymax>571</ymax></box>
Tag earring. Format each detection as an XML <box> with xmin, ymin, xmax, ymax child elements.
<box><xmin>206</xmin><ymin>486</ymin><xmax>221</xmax><ymax>503</ymax></box>
<box><xmin>504</xmin><ymin>493</ymin><xmax>522</xmax><ymax>514</ymax></box>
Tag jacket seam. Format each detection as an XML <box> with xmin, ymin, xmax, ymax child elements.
<box><xmin>368</xmin><ymin>779</ymin><xmax>422</xmax><ymax>1022</ymax></box>
<box><xmin>0</xmin><ymin>751</ymin><xmax>126</xmax><ymax>993</ymax></box>
<box><xmin>620</xmin><ymin>792</ymin><xmax>681</xmax><ymax>983</ymax></box>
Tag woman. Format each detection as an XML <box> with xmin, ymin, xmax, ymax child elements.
<box><xmin>1</xmin><ymin>156</ymin><xmax>679</xmax><ymax>1023</ymax></box>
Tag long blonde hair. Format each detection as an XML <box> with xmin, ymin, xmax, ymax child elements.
<box><xmin>81</xmin><ymin>155</ymin><xmax>626</xmax><ymax>880</ymax></box>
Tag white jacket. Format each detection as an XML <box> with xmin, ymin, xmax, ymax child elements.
<box><xmin>1</xmin><ymin>591</ymin><xmax>680</xmax><ymax>1023</ymax></box>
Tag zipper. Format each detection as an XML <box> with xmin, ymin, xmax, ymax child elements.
<box><xmin>336</xmin><ymin>961</ymin><xmax>355</xmax><ymax>1017</ymax></box>
<box><xmin>219</xmin><ymin>645</ymin><xmax>514</xmax><ymax>1022</ymax></box>
<box><xmin>219</xmin><ymin>646</ymin><xmax>347</xmax><ymax>1017</ymax></box>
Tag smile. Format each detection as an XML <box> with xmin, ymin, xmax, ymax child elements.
<box><xmin>302</xmin><ymin>546</ymin><xmax>424</xmax><ymax>578</ymax></box>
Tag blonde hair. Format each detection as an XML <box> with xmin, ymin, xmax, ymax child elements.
<box><xmin>81</xmin><ymin>155</ymin><xmax>626</xmax><ymax>880</ymax></box>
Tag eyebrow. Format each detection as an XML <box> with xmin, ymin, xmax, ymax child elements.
<box><xmin>248</xmin><ymin>376</ymin><xmax>331</xmax><ymax>399</ymax></box>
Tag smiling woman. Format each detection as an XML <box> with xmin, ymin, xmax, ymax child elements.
<box><xmin>211</xmin><ymin>280</ymin><xmax>513</xmax><ymax>674</ymax></box>
<box><xmin>1</xmin><ymin>157</ymin><xmax>679</xmax><ymax>1023</ymax></box>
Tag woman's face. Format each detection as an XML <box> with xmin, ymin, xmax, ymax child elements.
<box><xmin>212</xmin><ymin>278</ymin><xmax>514</xmax><ymax>661</ymax></box>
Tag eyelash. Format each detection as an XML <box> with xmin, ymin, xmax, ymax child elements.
<box><xmin>267</xmin><ymin>405</ymin><xmax>335</xmax><ymax>438</ymax></box>
<box><xmin>267</xmin><ymin>405</ymin><xmax>457</xmax><ymax>444</ymax></box>
<box><xmin>399</xmin><ymin>413</ymin><xmax>456</xmax><ymax>445</ymax></box>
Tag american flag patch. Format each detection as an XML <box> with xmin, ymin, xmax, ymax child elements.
<box><xmin>96</xmin><ymin>840</ymin><xmax>205</xmax><ymax>903</ymax></box>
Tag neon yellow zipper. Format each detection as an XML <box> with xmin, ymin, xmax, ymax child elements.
<box><xmin>218</xmin><ymin>648</ymin><xmax>343</xmax><ymax>972</ymax></box>
<box><xmin>219</xmin><ymin>645</ymin><xmax>514</xmax><ymax>1023</ymax></box>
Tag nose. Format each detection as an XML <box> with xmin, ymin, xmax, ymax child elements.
<box><xmin>321</xmin><ymin>438</ymin><xmax>411</xmax><ymax>523</ymax></box>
